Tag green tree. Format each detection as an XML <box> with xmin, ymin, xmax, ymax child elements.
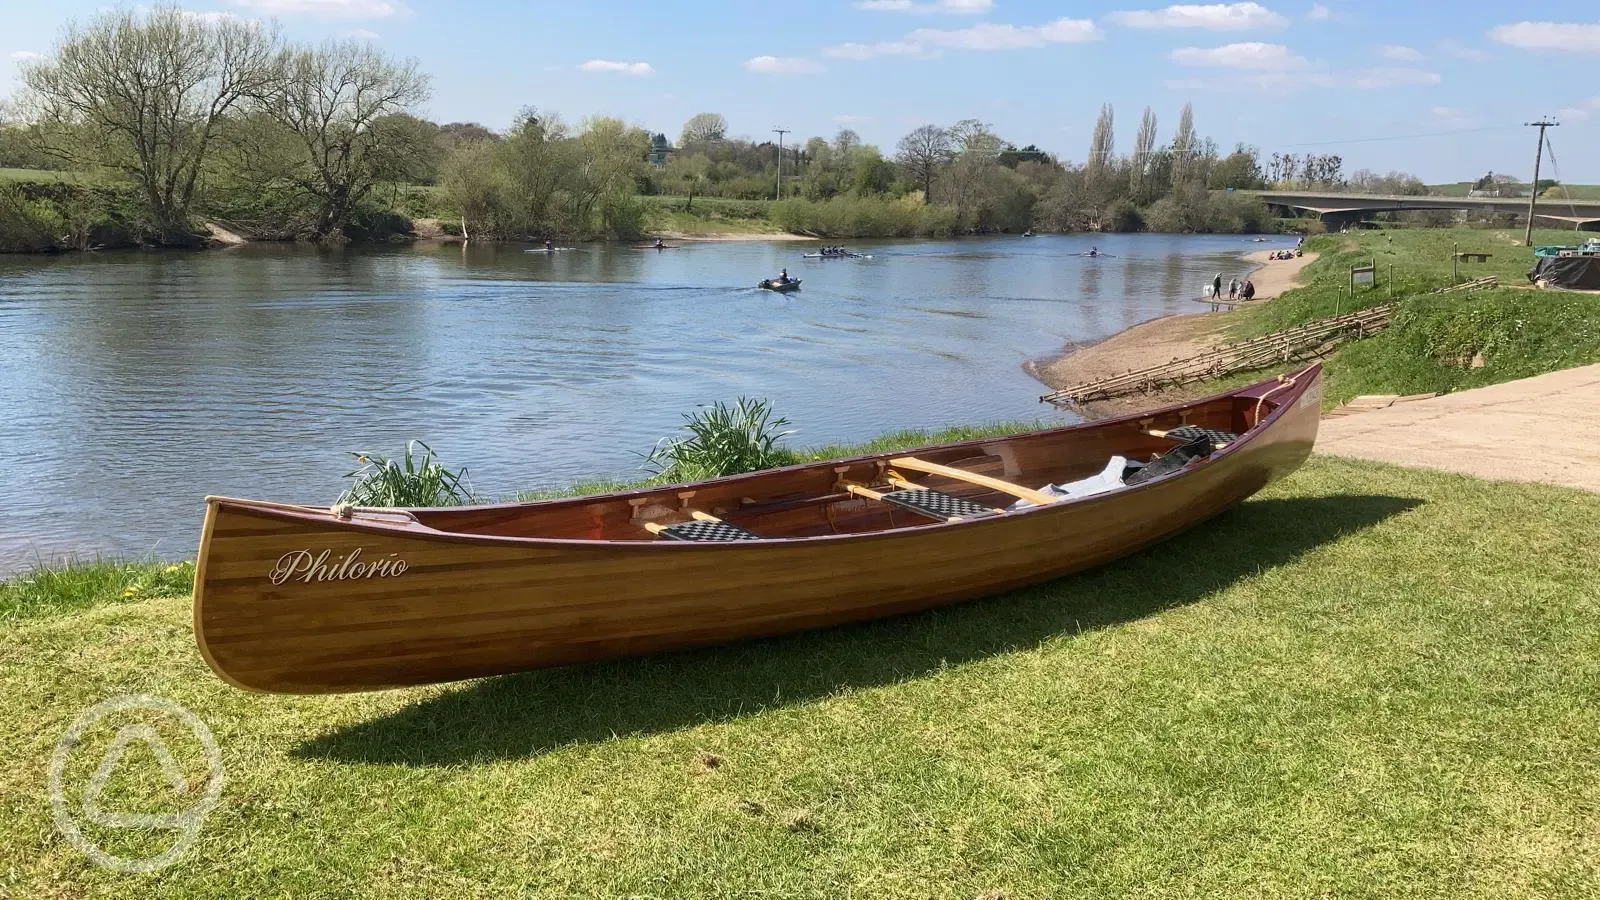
<box><xmin>20</xmin><ymin>5</ymin><xmax>280</xmax><ymax>244</ymax></box>
<box><xmin>261</xmin><ymin>41</ymin><xmax>431</xmax><ymax>239</ymax></box>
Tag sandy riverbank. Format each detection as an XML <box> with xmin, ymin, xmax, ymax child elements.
<box><xmin>1029</xmin><ymin>250</ymin><xmax>1321</xmax><ymax>417</ymax></box>
<box><xmin>1242</xmin><ymin>249</ymin><xmax>1318</xmax><ymax>300</ymax></box>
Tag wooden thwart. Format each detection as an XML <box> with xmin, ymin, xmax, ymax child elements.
<box><xmin>888</xmin><ymin>456</ymin><xmax>1060</xmax><ymax>506</ymax></box>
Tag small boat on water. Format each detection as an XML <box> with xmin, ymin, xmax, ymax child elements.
<box><xmin>1022</xmin><ymin>230</ymin><xmax>1035</xmax><ymax>237</ymax></box>
<box><xmin>758</xmin><ymin>278</ymin><xmax>802</xmax><ymax>292</ymax></box>
<box><xmin>192</xmin><ymin>366</ymin><xmax>1322</xmax><ymax>694</ymax></box>
<box><xmin>803</xmin><ymin>251</ymin><xmax>869</xmax><ymax>259</ymax></box>
<box><xmin>525</xmin><ymin>247</ymin><xmax>577</xmax><ymax>253</ymax></box>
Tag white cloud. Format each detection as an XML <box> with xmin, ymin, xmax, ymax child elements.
<box><xmin>1305</xmin><ymin>3</ymin><xmax>1331</xmax><ymax>20</ymax></box>
<box><xmin>825</xmin><ymin>16</ymin><xmax>1101</xmax><ymax>58</ymax></box>
<box><xmin>906</xmin><ymin>17</ymin><xmax>1104</xmax><ymax>50</ymax></box>
<box><xmin>1106</xmin><ymin>3</ymin><xmax>1287</xmax><ymax>31</ymax></box>
<box><xmin>227</xmin><ymin>0</ymin><xmax>401</xmax><ymax>18</ymax></box>
<box><xmin>578</xmin><ymin>59</ymin><xmax>654</xmax><ymax>76</ymax></box>
<box><xmin>744</xmin><ymin>56</ymin><xmax>826</xmax><ymax>74</ymax></box>
<box><xmin>1168</xmin><ymin>65</ymin><xmax>1439</xmax><ymax>90</ymax></box>
<box><xmin>856</xmin><ymin>0</ymin><xmax>992</xmax><ymax>12</ymax></box>
<box><xmin>1557</xmin><ymin>96</ymin><xmax>1600</xmax><ymax>121</ymax></box>
<box><xmin>1436</xmin><ymin>39</ymin><xmax>1494</xmax><ymax>61</ymax></box>
<box><xmin>345</xmin><ymin>28</ymin><xmax>381</xmax><ymax>39</ymax></box>
<box><xmin>824</xmin><ymin>39</ymin><xmax>931</xmax><ymax>59</ymax></box>
<box><xmin>1378</xmin><ymin>44</ymin><xmax>1425</xmax><ymax>61</ymax></box>
<box><xmin>1346</xmin><ymin>67</ymin><xmax>1441</xmax><ymax>89</ymax></box>
<box><xmin>9</xmin><ymin>50</ymin><xmax>43</xmax><ymax>61</ymax></box>
<box><xmin>1489</xmin><ymin>21</ymin><xmax>1600</xmax><ymax>54</ymax></box>
<box><xmin>1170</xmin><ymin>41</ymin><xmax>1308</xmax><ymax>69</ymax></box>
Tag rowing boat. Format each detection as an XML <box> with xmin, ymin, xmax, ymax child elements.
<box><xmin>524</xmin><ymin>247</ymin><xmax>577</xmax><ymax>253</ymax></box>
<box><xmin>802</xmin><ymin>252</ymin><xmax>869</xmax><ymax>259</ymax></box>
<box><xmin>757</xmin><ymin>278</ymin><xmax>801</xmax><ymax>292</ymax></box>
<box><xmin>193</xmin><ymin>366</ymin><xmax>1321</xmax><ymax>694</ymax></box>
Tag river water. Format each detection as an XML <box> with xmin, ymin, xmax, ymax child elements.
<box><xmin>0</xmin><ymin>233</ymin><xmax>1289</xmax><ymax>570</ymax></box>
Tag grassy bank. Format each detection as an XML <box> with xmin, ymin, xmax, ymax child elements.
<box><xmin>1231</xmin><ymin>227</ymin><xmax>1600</xmax><ymax>406</ymax></box>
<box><xmin>4</xmin><ymin>457</ymin><xmax>1598</xmax><ymax>896</ymax></box>
<box><xmin>639</xmin><ymin>195</ymin><xmax>782</xmax><ymax>236</ymax></box>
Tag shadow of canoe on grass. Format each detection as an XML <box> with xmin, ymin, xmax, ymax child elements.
<box><xmin>294</xmin><ymin>493</ymin><xmax>1420</xmax><ymax>767</ymax></box>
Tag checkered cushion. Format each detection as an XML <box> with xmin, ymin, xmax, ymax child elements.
<box><xmin>881</xmin><ymin>488</ymin><xmax>1001</xmax><ymax>521</ymax></box>
<box><xmin>1126</xmin><ymin>437</ymin><xmax>1214</xmax><ymax>486</ymax></box>
<box><xmin>656</xmin><ymin>519</ymin><xmax>764</xmax><ymax>542</ymax></box>
<box><xmin>1163</xmin><ymin>425</ymin><xmax>1240</xmax><ymax>446</ymax></box>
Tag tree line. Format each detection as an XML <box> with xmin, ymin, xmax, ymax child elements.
<box><xmin>1</xmin><ymin>5</ymin><xmax>1444</xmax><ymax>249</ymax></box>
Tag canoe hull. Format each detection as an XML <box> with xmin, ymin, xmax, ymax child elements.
<box><xmin>195</xmin><ymin>370</ymin><xmax>1321</xmax><ymax>694</ymax></box>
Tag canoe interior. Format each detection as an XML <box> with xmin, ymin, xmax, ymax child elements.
<box><xmin>401</xmin><ymin>385</ymin><xmax>1281</xmax><ymax>543</ymax></box>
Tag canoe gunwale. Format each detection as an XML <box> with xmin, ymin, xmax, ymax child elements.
<box><xmin>201</xmin><ymin>366</ymin><xmax>1321</xmax><ymax>552</ymax></box>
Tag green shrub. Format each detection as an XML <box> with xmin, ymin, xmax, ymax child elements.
<box><xmin>338</xmin><ymin>441</ymin><xmax>476</xmax><ymax>507</ymax></box>
<box><xmin>643</xmin><ymin>397</ymin><xmax>799</xmax><ymax>482</ymax></box>
<box><xmin>770</xmin><ymin>195</ymin><xmax>957</xmax><ymax>238</ymax></box>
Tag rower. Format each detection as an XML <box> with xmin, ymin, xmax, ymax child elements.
<box><xmin>654</xmin><ymin>238</ymin><xmax>664</xmax><ymax>249</ymax></box>
<box><xmin>779</xmin><ymin>267</ymin><xmax>790</xmax><ymax>284</ymax></box>
<box><xmin>544</xmin><ymin>238</ymin><xmax>554</xmax><ymax>251</ymax></box>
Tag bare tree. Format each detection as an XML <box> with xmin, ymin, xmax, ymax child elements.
<box><xmin>1170</xmin><ymin>102</ymin><xmax>1196</xmax><ymax>188</ymax></box>
<box><xmin>262</xmin><ymin>40</ymin><xmax>431</xmax><ymax>239</ymax></box>
<box><xmin>895</xmin><ymin>124</ymin><xmax>953</xmax><ymax>197</ymax></box>
<box><xmin>678</xmin><ymin>112</ymin><xmax>728</xmax><ymax>147</ymax></box>
<box><xmin>20</xmin><ymin>6</ymin><xmax>280</xmax><ymax>244</ymax></box>
<box><xmin>1087</xmin><ymin>104</ymin><xmax>1116</xmax><ymax>176</ymax></box>
<box><xmin>1130</xmin><ymin>106</ymin><xmax>1158</xmax><ymax>203</ymax></box>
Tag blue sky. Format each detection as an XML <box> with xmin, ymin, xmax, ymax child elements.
<box><xmin>4</xmin><ymin>1</ymin><xmax>1599</xmax><ymax>182</ymax></box>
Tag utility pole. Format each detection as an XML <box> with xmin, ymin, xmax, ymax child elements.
<box><xmin>1524</xmin><ymin>119</ymin><xmax>1558</xmax><ymax>246</ymax></box>
<box><xmin>773</xmin><ymin>127</ymin><xmax>790</xmax><ymax>200</ymax></box>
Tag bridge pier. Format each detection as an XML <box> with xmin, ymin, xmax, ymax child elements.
<box><xmin>1320</xmin><ymin>210</ymin><xmax>1368</xmax><ymax>232</ymax></box>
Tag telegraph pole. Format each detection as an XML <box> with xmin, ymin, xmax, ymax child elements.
<box><xmin>1524</xmin><ymin>119</ymin><xmax>1558</xmax><ymax>246</ymax></box>
<box><xmin>773</xmin><ymin>127</ymin><xmax>790</xmax><ymax>200</ymax></box>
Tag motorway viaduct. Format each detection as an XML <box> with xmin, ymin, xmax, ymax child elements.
<box><xmin>1249</xmin><ymin>190</ymin><xmax>1600</xmax><ymax>231</ymax></box>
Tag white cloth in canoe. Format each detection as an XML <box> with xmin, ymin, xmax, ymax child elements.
<box><xmin>1007</xmin><ymin>456</ymin><xmax>1127</xmax><ymax>510</ymax></box>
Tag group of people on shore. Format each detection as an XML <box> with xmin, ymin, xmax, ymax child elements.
<box><xmin>1209</xmin><ymin>273</ymin><xmax>1257</xmax><ymax>302</ymax></box>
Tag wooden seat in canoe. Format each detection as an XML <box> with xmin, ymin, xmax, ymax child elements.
<box><xmin>645</xmin><ymin>510</ymin><xmax>763</xmax><ymax>542</ymax></box>
<box><xmin>888</xmin><ymin>456</ymin><xmax>1061</xmax><ymax>506</ymax></box>
<box><xmin>1145</xmin><ymin>425</ymin><xmax>1241</xmax><ymax>448</ymax></box>
<box><xmin>846</xmin><ymin>483</ymin><xmax>1004</xmax><ymax>523</ymax></box>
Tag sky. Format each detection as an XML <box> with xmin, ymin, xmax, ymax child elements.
<box><xmin>3</xmin><ymin>1</ymin><xmax>1599</xmax><ymax>183</ymax></box>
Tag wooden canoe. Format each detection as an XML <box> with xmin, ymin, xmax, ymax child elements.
<box><xmin>194</xmin><ymin>366</ymin><xmax>1323</xmax><ymax>694</ymax></box>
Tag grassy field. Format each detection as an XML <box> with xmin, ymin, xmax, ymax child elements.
<box><xmin>3</xmin><ymin>456</ymin><xmax>1598</xmax><ymax>897</ymax></box>
<box><xmin>640</xmin><ymin>195</ymin><xmax>781</xmax><ymax>235</ymax></box>
<box><xmin>0</xmin><ymin>166</ymin><xmax>103</xmax><ymax>184</ymax></box>
<box><xmin>1228</xmin><ymin>227</ymin><xmax>1600</xmax><ymax>406</ymax></box>
<box><xmin>1428</xmin><ymin>182</ymin><xmax>1600</xmax><ymax>200</ymax></box>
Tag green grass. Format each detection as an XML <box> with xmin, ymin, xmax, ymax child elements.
<box><xmin>1428</xmin><ymin>182</ymin><xmax>1600</xmax><ymax>200</ymax></box>
<box><xmin>0</xmin><ymin>557</ymin><xmax>194</xmax><ymax>621</ymax></box>
<box><xmin>641</xmin><ymin>195</ymin><xmax>781</xmax><ymax>235</ymax></box>
<box><xmin>0</xmin><ymin>167</ymin><xmax>104</xmax><ymax>184</ymax></box>
<box><xmin>1225</xmin><ymin>227</ymin><xmax>1600</xmax><ymax>406</ymax></box>
<box><xmin>3</xmin><ymin>457</ymin><xmax>1598</xmax><ymax>897</ymax></box>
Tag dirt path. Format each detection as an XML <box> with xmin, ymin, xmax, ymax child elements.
<box><xmin>1317</xmin><ymin>364</ymin><xmax>1600</xmax><ymax>492</ymax></box>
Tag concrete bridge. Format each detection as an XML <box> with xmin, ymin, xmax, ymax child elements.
<box><xmin>1251</xmin><ymin>190</ymin><xmax>1600</xmax><ymax>231</ymax></box>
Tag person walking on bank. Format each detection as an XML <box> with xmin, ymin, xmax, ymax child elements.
<box><xmin>1213</xmin><ymin>273</ymin><xmax>1223</xmax><ymax>300</ymax></box>
<box><xmin>1228</xmin><ymin>277</ymin><xmax>1240</xmax><ymax>301</ymax></box>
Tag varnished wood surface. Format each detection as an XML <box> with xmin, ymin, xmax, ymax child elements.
<box><xmin>194</xmin><ymin>367</ymin><xmax>1323</xmax><ymax>694</ymax></box>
